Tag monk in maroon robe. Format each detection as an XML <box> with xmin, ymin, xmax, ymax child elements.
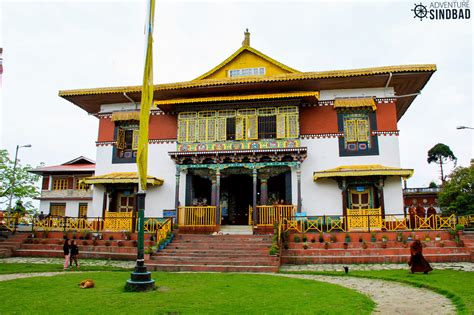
<box><xmin>408</xmin><ymin>205</ymin><xmax>417</xmax><ymax>229</ymax></box>
<box><xmin>416</xmin><ymin>205</ymin><xmax>425</xmax><ymax>228</ymax></box>
<box><xmin>426</xmin><ymin>204</ymin><xmax>437</xmax><ymax>229</ymax></box>
<box><xmin>408</xmin><ymin>238</ymin><xmax>433</xmax><ymax>274</ymax></box>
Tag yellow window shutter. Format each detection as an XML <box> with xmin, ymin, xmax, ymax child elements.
<box><xmin>177</xmin><ymin>120</ymin><xmax>187</xmax><ymax>142</ymax></box>
<box><xmin>207</xmin><ymin>118</ymin><xmax>216</xmax><ymax>142</ymax></box>
<box><xmin>287</xmin><ymin>114</ymin><xmax>299</xmax><ymax>138</ymax></box>
<box><xmin>235</xmin><ymin>117</ymin><xmax>245</xmax><ymax>140</ymax></box>
<box><xmin>197</xmin><ymin>119</ymin><xmax>207</xmax><ymax>142</ymax></box>
<box><xmin>187</xmin><ymin>120</ymin><xmax>196</xmax><ymax>142</ymax></box>
<box><xmin>276</xmin><ymin>114</ymin><xmax>286</xmax><ymax>139</ymax></box>
<box><xmin>357</xmin><ymin>119</ymin><xmax>369</xmax><ymax>142</ymax></box>
<box><xmin>345</xmin><ymin>120</ymin><xmax>357</xmax><ymax>142</ymax></box>
<box><xmin>247</xmin><ymin>115</ymin><xmax>258</xmax><ymax>140</ymax></box>
<box><xmin>216</xmin><ymin>118</ymin><xmax>227</xmax><ymax>141</ymax></box>
<box><xmin>116</xmin><ymin>128</ymin><xmax>125</xmax><ymax>150</ymax></box>
<box><xmin>132</xmin><ymin>130</ymin><xmax>139</xmax><ymax>150</ymax></box>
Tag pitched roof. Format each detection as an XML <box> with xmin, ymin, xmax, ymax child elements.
<box><xmin>29</xmin><ymin>156</ymin><xmax>95</xmax><ymax>175</ymax></box>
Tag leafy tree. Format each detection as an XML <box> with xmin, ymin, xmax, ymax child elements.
<box><xmin>0</xmin><ymin>149</ymin><xmax>40</xmax><ymax>212</ymax></box>
<box><xmin>438</xmin><ymin>166</ymin><xmax>474</xmax><ymax>216</ymax></box>
<box><xmin>427</xmin><ymin>143</ymin><xmax>457</xmax><ymax>183</ymax></box>
<box><xmin>428</xmin><ymin>181</ymin><xmax>438</xmax><ymax>188</ymax></box>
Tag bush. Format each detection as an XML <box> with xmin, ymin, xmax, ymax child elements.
<box><xmin>456</xmin><ymin>224</ymin><xmax>465</xmax><ymax>231</ymax></box>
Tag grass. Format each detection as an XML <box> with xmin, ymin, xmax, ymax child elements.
<box><xmin>0</xmin><ymin>271</ymin><xmax>375</xmax><ymax>314</ymax></box>
<box><xmin>0</xmin><ymin>263</ymin><xmax>128</xmax><ymax>274</ymax></box>
<box><xmin>283</xmin><ymin>269</ymin><xmax>474</xmax><ymax>315</ymax></box>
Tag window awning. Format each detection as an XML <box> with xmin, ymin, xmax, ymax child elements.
<box><xmin>333</xmin><ymin>97</ymin><xmax>377</xmax><ymax>111</ymax></box>
<box><xmin>83</xmin><ymin>172</ymin><xmax>164</xmax><ymax>186</ymax></box>
<box><xmin>111</xmin><ymin>111</ymin><xmax>140</xmax><ymax>122</ymax></box>
<box><xmin>313</xmin><ymin>165</ymin><xmax>413</xmax><ymax>181</ymax></box>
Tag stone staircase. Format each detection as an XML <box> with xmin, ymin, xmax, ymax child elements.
<box><xmin>460</xmin><ymin>231</ymin><xmax>474</xmax><ymax>261</ymax></box>
<box><xmin>0</xmin><ymin>232</ymin><xmax>29</xmax><ymax>258</ymax></box>
<box><xmin>281</xmin><ymin>231</ymin><xmax>472</xmax><ymax>265</ymax></box>
<box><xmin>147</xmin><ymin>234</ymin><xmax>280</xmax><ymax>272</ymax></box>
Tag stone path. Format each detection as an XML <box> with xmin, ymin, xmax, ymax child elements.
<box><xmin>0</xmin><ymin>257</ymin><xmax>135</xmax><ymax>269</ymax></box>
<box><xmin>276</xmin><ymin>274</ymin><xmax>456</xmax><ymax>315</ymax></box>
<box><xmin>0</xmin><ymin>272</ymin><xmax>73</xmax><ymax>282</ymax></box>
<box><xmin>281</xmin><ymin>262</ymin><xmax>474</xmax><ymax>272</ymax></box>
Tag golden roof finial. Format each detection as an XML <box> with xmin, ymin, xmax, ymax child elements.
<box><xmin>242</xmin><ymin>28</ymin><xmax>250</xmax><ymax>47</ymax></box>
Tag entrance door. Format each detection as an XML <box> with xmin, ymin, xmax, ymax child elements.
<box><xmin>117</xmin><ymin>194</ymin><xmax>135</xmax><ymax>212</ymax></box>
<box><xmin>349</xmin><ymin>186</ymin><xmax>372</xmax><ymax>209</ymax></box>
<box><xmin>221</xmin><ymin>174</ymin><xmax>252</xmax><ymax>225</ymax></box>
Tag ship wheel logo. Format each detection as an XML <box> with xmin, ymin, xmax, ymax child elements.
<box><xmin>412</xmin><ymin>3</ymin><xmax>428</xmax><ymax>20</ymax></box>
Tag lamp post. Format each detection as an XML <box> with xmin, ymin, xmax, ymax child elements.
<box><xmin>456</xmin><ymin>126</ymin><xmax>474</xmax><ymax>130</ymax></box>
<box><xmin>7</xmin><ymin>144</ymin><xmax>32</xmax><ymax>218</ymax></box>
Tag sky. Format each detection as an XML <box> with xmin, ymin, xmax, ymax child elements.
<box><xmin>0</xmin><ymin>0</ymin><xmax>472</xmax><ymax>193</ymax></box>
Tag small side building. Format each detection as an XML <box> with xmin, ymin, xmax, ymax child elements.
<box><xmin>29</xmin><ymin>156</ymin><xmax>95</xmax><ymax>217</ymax></box>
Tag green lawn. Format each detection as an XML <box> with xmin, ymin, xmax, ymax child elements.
<box><xmin>0</xmin><ymin>263</ymin><xmax>128</xmax><ymax>274</ymax></box>
<box><xmin>0</xmin><ymin>271</ymin><xmax>374</xmax><ymax>314</ymax></box>
<box><xmin>284</xmin><ymin>269</ymin><xmax>474</xmax><ymax>315</ymax></box>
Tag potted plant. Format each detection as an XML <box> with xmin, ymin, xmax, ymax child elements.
<box><xmin>361</xmin><ymin>241</ymin><xmax>368</xmax><ymax>249</ymax></box>
<box><xmin>123</xmin><ymin>231</ymin><xmax>131</xmax><ymax>240</ymax></box>
<box><xmin>117</xmin><ymin>240</ymin><xmax>124</xmax><ymax>247</ymax></box>
<box><xmin>144</xmin><ymin>247</ymin><xmax>152</xmax><ymax>260</ymax></box>
<box><xmin>311</xmin><ymin>237</ymin><xmax>316</xmax><ymax>243</ymax></box>
<box><xmin>318</xmin><ymin>233</ymin><xmax>324</xmax><ymax>243</ymax></box>
<box><xmin>344</xmin><ymin>233</ymin><xmax>351</xmax><ymax>243</ymax></box>
<box><xmin>381</xmin><ymin>240</ymin><xmax>387</xmax><ymax>249</ymax></box>
<box><xmin>324</xmin><ymin>242</ymin><xmax>330</xmax><ymax>249</ymax></box>
<box><xmin>358</xmin><ymin>237</ymin><xmax>363</xmax><ymax>243</ymax></box>
<box><xmin>108</xmin><ymin>235</ymin><xmax>114</xmax><ymax>241</ymax></box>
<box><xmin>439</xmin><ymin>241</ymin><xmax>445</xmax><ymax>247</ymax></box>
<box><xmin>381</xmin><ymin>235</ymin><xmax>388</xmax><ymax>242</ymax></box>
<box><xmin>407</xmin><ymin>233</ymin><xmax>414</xmax><ymax>241</ymax></box>
<box><xmin>330</xmin><ymin>234</ymin><xmax>337</xmax><ymax>243</ymax></box>
<box><xmin>435</xmin><ymin>233</ymin><xmax>441</xmax><ymax>241</ymax></box>
<box><xmin>425</xmin><ymin>234</ymin><xmax>431</xmax><ymax>242</ymax></box>
<box><xmin>343</xmin><ymin>242</ymin><xmax>349</xmax><ymax>249</ymax></box>
<box><xmin>82</xmin><ymin>240</ymin><xmax>88</xmax><ymax>246</ymax></box>
<box><xmin>402</xmin><ymin>239</ymin><xmax>408</xmax><ymax>248</ymax></box>
<box><xmin>293</xmin><ymin>235</ymin><xmax>301</xmax><ymax>243</ymax></box>
<box><xmin>370</xmin><ymin>232</ymin><xmax>376</xmax><ymax>243</ymax></box>
<box><xmin>396</xmin><ymin>232</ymin><xmax>403</xmax><ymax>242</ymax></box>
<box><xmin>269</xmin><ymin>245</ymin><xmax>279</xmax><ymax>255</ymax></box>
<box><xmin>132</xmin><ymin>240</ymin><xmax>138</xmax><ymax>247</ymax></box>
<box><xmin>303</xmin><ymin>243</ymin><xmax>308</xmax><ymax>250</ymax></box>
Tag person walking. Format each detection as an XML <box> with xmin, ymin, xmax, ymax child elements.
<box><xmin>63</xmin><ymin>239</ymin><xmax>70</xmax><ymax>270</ymax></box>
<box><xmin>408</xmin><ymin>236</ymin><xmax>433</xmax><ymax>274</ymax></box>
<box><xmin>69</xmin><ymin>240</ymin><xmax>79</xmax><ymax>269</ymax></box>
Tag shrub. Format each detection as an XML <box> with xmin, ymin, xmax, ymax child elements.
<box><xmin>456</xmin><ymin>224</ymin><xmax>465</xmax><ymax>231</ymax></box>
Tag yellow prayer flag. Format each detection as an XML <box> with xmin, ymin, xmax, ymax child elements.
<box><xmin>137</xmin><ymin>0</ymin><xmax>155</xmax><ymax>191</ymax></box>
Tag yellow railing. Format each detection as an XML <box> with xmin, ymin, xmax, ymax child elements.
<box><xmin>256</xmin><ymin>205</ymin><xmax>296</xmax><ymax>227</ymax></box>
<box><xmin>458</xmin><ymin>215</ymin><xmax>474</xmax><ymax>227</ymax></box>
<box><xmin>178</xmin><ymin>206</ymin><xmax>217</xmax><ymax>227</ymax></box>
<box><xmin>347</xmin><ymin>208</ymin><xmax>383</xmax><ymax>231</ymax></box>
<box><xmin>0</xmin><ymin>213</ymin><xmax>22</xmax><ymax>231</ymax></box>
<box><xmin>103</xmin><ymin>211</ymin><xmax>133</xmax><ymax>231</ymax></box>
<box><xmin>155</xmin><ymin>218</ymin><xmax>173</xmax><ymax>244</ymax></box>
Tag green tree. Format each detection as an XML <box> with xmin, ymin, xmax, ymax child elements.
<box><xmin>427</xmin><ymin>143</ymin><xmax>457</xmax><ymax>183</ymax></box>
<box><xmin>438</xmin><ymin>166</ymin><xmax>474</xmax><ymax>216</ymax></box>
<box><xmin>0</xmin><ymin>149</ymin><xmax>40</xmax><ymax>212</ymax></box>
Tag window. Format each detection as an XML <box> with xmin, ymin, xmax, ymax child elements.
<box><xmin>52</xmin><ymin>178</ymin><xmax>68</xmax><ymax>190</ymax></box>
<box><xmin>115</xmin><ymin>122</ymin><xmax>139</xmax><ymax>160</ymax></box>
<box><xmin>75</xmin><ymin>178</ymin><xmax>90</xmax><ymax>190</ymax></box>
<box><xmin>78</xmin><ymin>203</ymin><xmax>88</xmax><ymax>218</ymax></box>
<box><xmin>228</xmin><ymin>67</ymin><xmax>265</xmax><ymax>78</ymax></box>
<box><xmin>176</xmin><ymin>106</ymin><xmax>299</xmax><ymax>143</ymax></box>
<box><xmin>276</xmin><ymin>106</ymin><xmax>299</xmax><ymax>139</ymax></box>
<box><xmin>50</xmin><ymin>203</ymin><xmax>66</xmax><ymax>217</ymax></box>
<box><xmin>338</xmin><ymin>111</ymin><xmax>379</xmax><ymax>156</ymax></box>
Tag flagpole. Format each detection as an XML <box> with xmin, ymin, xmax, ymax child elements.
<box><xmin>125</xmin><ymin>0</ymin><xmax>156</xmax><ymax>292</ymax></box>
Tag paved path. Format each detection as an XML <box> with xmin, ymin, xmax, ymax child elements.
<box><xmin>281</xmin><ymin>262</ymin><xmax>474</xmax><ymax>272</ymax></box>
<box><xmin>276</xmin><ymin>274</ymin><xmax>456</xmax><ymax>315</ymax></box>
<box><xmin>0</xmin><ymin>272</ymin><xmax>76</xmax><ymax>282</ymax></box>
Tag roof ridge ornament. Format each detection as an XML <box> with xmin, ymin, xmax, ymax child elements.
<box><xmin>242</xmin><ymin>28</ymin><xmax>250</xmax><ymax>47</ymax></box>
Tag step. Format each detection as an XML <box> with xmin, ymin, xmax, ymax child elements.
<box><xmin>284</xmin><ymin>247</ymin><xmax>470</xmax><ymax>256</ymax></box>
<box><xmin>14</xmin><ymin>249</ymin><xmax>136</xmax><ymax>260</ymax></box>
<box><xmin>146</xmin><ymin>263</ymin><xmax>279</xmax><ymax>273</ymax></box>
<box><xmin>219</xmin><ymin>226</ymin><xmax>254</xmax><ymax>235</ymax></box>
<box><xmin>150</xmin><ymin>258</ymin><xmax>279</xmax><ymax>266</ymax></box>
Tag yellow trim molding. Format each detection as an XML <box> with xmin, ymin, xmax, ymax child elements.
<box><xmin>83</xmin><ymin>172</ymin><xmax>164</xmax><ymax>186</ymax></box>
<box><xmin>111</xmin><ymin>111</ymin><xmax>140</xmax><ymax>122</ymax></box>
<box><xmin>313</xmin><ymin>164</ymin><xmax>414</xmax><ymax>181</ymax></box>
<box><xmin>154</xmin><ymin>91</ymin><xmax>319</xmax><ymax>106</ymax></box>
<box><xmin>334</xmin><ymin>98</ymin><xmax>377</xmax><ymax>111</ymax></box>
<box><xmin>58</xmin><ymin>64</ymin><xmax>437</xmax><ymax>97</ymax></box>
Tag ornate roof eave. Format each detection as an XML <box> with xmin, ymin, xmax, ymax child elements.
<box><xmin>313</xmin><ymin>164</ymin><xmax>414</xmax><ymax>181</ymax></box>
<box><xmin>169</xmin><ymin>147</ymin><xmax>307</xmax><ymax>165</ymax></box>
<box><xmin>83</xmin><ymin>172</ymin><xmax>164</xmax><ymax>186</ymax></box>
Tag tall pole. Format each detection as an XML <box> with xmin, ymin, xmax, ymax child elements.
<box><xmin>7</xmin><ymin>144</ymin><xmax>31</xmax><ymax>218</ymax></box>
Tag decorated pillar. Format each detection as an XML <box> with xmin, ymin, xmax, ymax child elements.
<box><xmin>296</xmin><ymin>163</ymin><xmax>302</xmax><ymax>213</ymax></box>
<box><xmin>174</xmin><ymin>166</ymin><xmax>180</xmax><ymax>211</ymax></box>
<box><xmin>252</xmin><ymin>168</ymin><xmax>257</xmax><ymax>226</ymax></box>
<box><xmin>215</xmin><ymin>168</ymin><xmax>221</xmax><ymax>225</ymax></box>
<box><xmin>339</xmin><ymin>178</ymin><xmax>348</xmax><ymax>217</ymax></box>
<box><xmin>376</xmin><ymin>177</ymin><xmax>385</xmax><ymax>218</ymax></box>
<box><xmin>259</xmin><ymin>175</ymin><xmax>269</xmax><ymax>206</ymax></box>
<box><xmin>210</xmin><ymin>173</ymin><xmax>217</xmax><ymax>206</ymax></box>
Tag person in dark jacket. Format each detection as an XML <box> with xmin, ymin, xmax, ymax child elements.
<box><xmin>408</xmin><ymin>236</ymin><xmax>433</xmax><ymax>274</ymax></box>
<box><xmin>69</xmin><ymin>240</ymin><xmax>79</xmax><ymax>269</ymax></box>
<box><xmin>63</xmin><ymin>239</ymin><xmax>70</xmax><ymax>270</ymax></box>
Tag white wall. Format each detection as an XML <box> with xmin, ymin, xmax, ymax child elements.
<box><xmin>94</xmin><ymin>142</ymin><xmax>176</xmax><ymax>217</ymax></box>
<box><xmin>319</xmin><ymin>87</ymin><xmax>395</xmax><ymax>100</ymax></box>
<box><xmin>100</xmin><ymin>103</ymin><xmax>138</xmax><ymax>113</ymax></box>
<box><xmin>383</xmin><ymin>176</ymin><xmax>404</xmax><ymax>215</ymax></box>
